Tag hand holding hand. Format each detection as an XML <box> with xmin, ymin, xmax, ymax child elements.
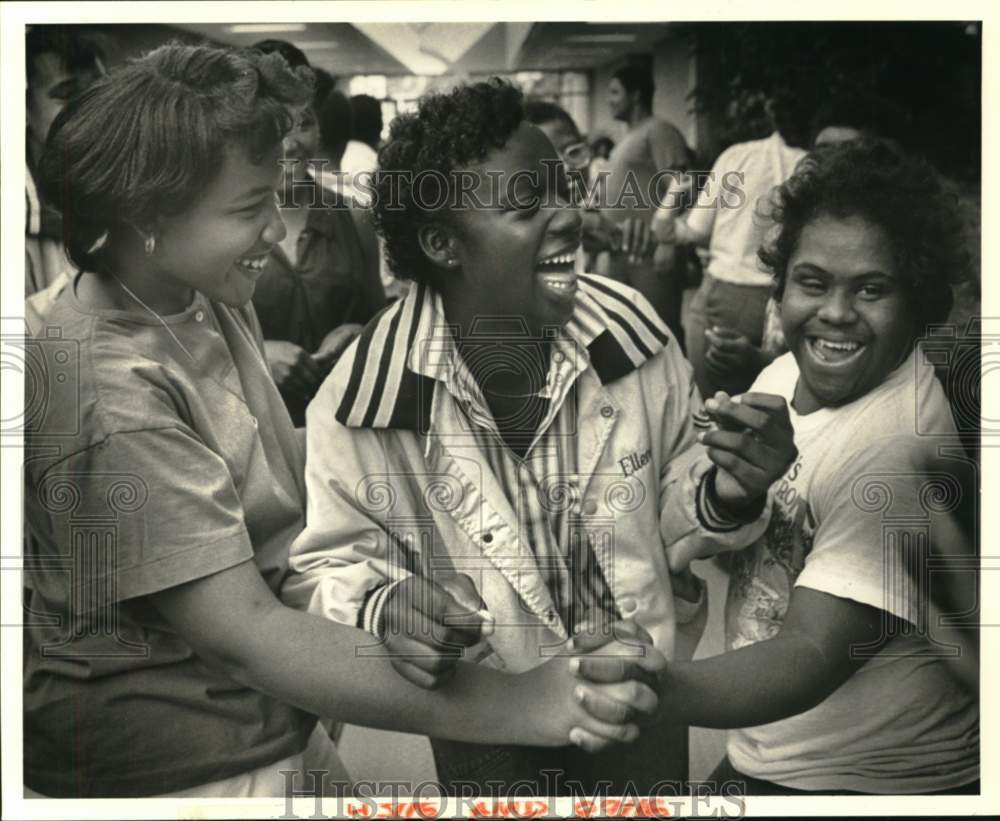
<box><xmin>699</xmin><ymin>391</ymin><xmax>798</xmax><ymax>518</ymax></box>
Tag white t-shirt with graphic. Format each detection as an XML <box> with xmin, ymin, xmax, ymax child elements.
<box><xmin>724</xmin><ymin>349</ymin><xmax>979</xmax><ymax>793</ymax></box>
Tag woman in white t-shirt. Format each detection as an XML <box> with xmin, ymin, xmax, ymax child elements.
<box><xmin>576</xmin><ymin>138</ymin><xmax>979</xmax><ymax>794</ymax></box>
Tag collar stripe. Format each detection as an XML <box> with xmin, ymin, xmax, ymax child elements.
<box><xmin>580</xmin><ymin>274</ymin><xmax>671</xmax><ymax>349</ymax></box>
<box><xmin>362</xmin><ymin>294</ymin><xmax>408</xmax><ymax>428</ymax></box>
<box><xmin>336</xmin><ymin>276</ymin><xmax>670</xmax><ymax>430</ymax></box>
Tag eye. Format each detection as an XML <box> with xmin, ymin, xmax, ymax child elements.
<box><xmin>793</xmin><ymin>275</ymin><xmax>825</xmax><ymax>295</ymax></box>
<box><xmin>858</xmin><ymin>283</ymin><xmax>888</xmax><ymax>299</ymax></box>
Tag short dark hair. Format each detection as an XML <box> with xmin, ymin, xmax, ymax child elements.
<box><xmin>372</xmin><ymin>78</ymin><xmax>524</xmax><ymax>284</ymax></box>
<box><xmin>317</xmin><ymin>88</ymin><xmax>353</xmax><ymax>165</ymax></box>
<box><xmin>522</xmin><ymin>98</ymin><xmax>577</xmax><ymax>132</ymax></box>
<box><xmin>611</xmin><ymin>64</ymin><xmax>654</xmax><ymax>110</ymax></box>
<box><xmin>26</xmin><ymin>25</ymin><xmax>105</xmax><ymax>81</ymax></box>
<box><xmin>251</xmin><ymin>38</ymin><xmax>309</xmax><ymax>70</ymax></box>
<box><xmin>38</xmin><ymin>43</ymin><xmax>312</xmax><ymax>273</ymax></box>
<box><xmin>758</xmin><ymin>138</ymin><xmax>971</xmax><ymax>331</ymax></box>
<box><xmin>350</xmin><ymin>94</ymin><xmax>384</xmax><ymax>148</ymax></box>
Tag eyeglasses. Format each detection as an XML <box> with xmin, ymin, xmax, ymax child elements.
<box><xmin>560</xmin><ymin>142</ymin><xmax>593</xmax><ymax>171</ymax></box>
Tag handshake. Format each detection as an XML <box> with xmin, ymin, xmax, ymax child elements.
<box><xmin>380</xmin><ymin>574</ymin><xmax>668</xmax><ymax>753</ymax></box>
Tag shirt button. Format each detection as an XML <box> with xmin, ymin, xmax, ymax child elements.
<box><xmin>553</xmin><ymin>351</ymin><xmax>565</xmax><ymax>363</ymax></box>
<box><xmin>582</xmin><ymin>499</ymin><xmax>598</xmax><ymax>515</ymax></box>
<box><xmin>194</xmin><ymin>310</ymin><xmax>205</xmax><ymax>322</ymax></box>
<box><xmin>600</xmin><ymin>405</ymin><xmax>614</xmax><ymax>418</ymax></box>
<box><xmin>251</xmin><ymin>416</ymin><xmax>258</xmax><ymax>428</ymax></box>
<box><xmin>482</xmin><ymin>532</ymin><xmax>493</xmax><ymax>544</ymax></box>
<box><xmin>619</xmin><ymin>596</ymin><xmax>639</xmax><ymax>615</ymax></box>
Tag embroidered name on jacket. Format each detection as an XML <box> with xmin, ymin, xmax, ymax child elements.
<box><xmin>619</xmin><ymin>447</ymin><xmax>653</xmax><ymax>477</ymax></box>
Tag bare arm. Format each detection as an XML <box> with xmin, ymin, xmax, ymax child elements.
<box><xmin>576</xmin><ymin>586</ymin><xmax>896</xmax><ymax>728</ymax></box>
<box><xmin>150</xmin><ymin>558</ymin><xmax>653</xmax><ymax>748</ymax></box>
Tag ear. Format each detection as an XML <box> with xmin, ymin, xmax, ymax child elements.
<box><xmin>417</xmin><ymin>222</ymin><xmax>460</xmax><ymax>272</ymax></box>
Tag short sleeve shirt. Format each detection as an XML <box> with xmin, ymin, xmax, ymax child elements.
<box><xmin>23</xmin><ymin>275</ymin><xmax>314</xmax><ymax>796</ymax></box>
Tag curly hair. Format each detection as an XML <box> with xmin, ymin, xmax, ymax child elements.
<box><xmin>758</xmin><ymin>138</ymin><xmax>971</xmax><ymax>329</ymax></box>
<box><xmin>38</xmin><ymin>42</ymin><xmax>312</xmax><ymax>274</ymax></box>
<box><xmin>372</xmin><ymin>78</ymin><xmax>524</xmax><ymax>284</ymax></box>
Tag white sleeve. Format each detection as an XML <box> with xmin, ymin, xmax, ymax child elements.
<box><xmin>654</xmin><ymin>335</ymin><xmax>772</xmax><ymax>572</ymax></box>
<box><xmin>281</xmin><ymin>375</ymin><xmax>412</xmax><ymax>633</ymax></box>
<box><xmin>684</xmin><ymin>148</ymin><xmax>732</xmax><ymax>239</ymax></box>
<box><xmin>794</xmin><ymin>433</ymin><xmax>937</xmax><ymax>626</ymax></box>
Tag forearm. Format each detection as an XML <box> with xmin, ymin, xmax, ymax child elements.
<box><xmin>233</xmin><ymin>603</ymin><xmax>545</xmax><ymax>745</ymax></box>
<box><xmin>661</xmin><ymin>633</ymin><xmax>841</xmax><ymax>728</ymax></box>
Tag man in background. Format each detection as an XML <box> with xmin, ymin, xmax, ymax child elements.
<box><xmin>600</xmin><ymin>64</ymin><xmax>693</xmax><ymax>347</ymax></box>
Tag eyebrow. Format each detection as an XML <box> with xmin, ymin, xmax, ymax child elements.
<box><xmin>791</xmin><ymin>262</ymin><xmax>896</xmax><ymax>280</ymax></box>
<box><xmin>230</xmin><ymin>185</ymin><xmax>275</xmax><ymax>207</ymax></box>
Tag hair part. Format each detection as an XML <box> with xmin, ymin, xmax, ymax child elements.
<box><xmin>758</xmin><ymin>138</ymin><xmax>970</xmax><ymax>330</ymax></box>
<box><xmin>38</xmin><ymin>42</ymin><xmax>312</xmax><ymax>273</ymax></box>
<box><xmin>371</xmin><ymin>77</ymin><xmax>524</xmax><ymax>285</ymax></box>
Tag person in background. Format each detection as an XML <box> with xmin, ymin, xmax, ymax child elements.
<box><xmin>601</xmin><ymin>63</ymin><xmax>693</xmax><ymax>346</ymax></box>
<box><xmin>285</xmin><ymin>78</ymin><xmax>796</xmax><ymax>796</ymax></box>
<box><xmin>522</xmin><ymin>98</ymin><xmax>624</xmax><ymax>269</ymax></box>
<box><xmin>250</xmin><ymin>40</ymin><xmax>387</xmax><ymax>427</ymax></box>
<box><xmin>589</xmin><ymin>135</ymin><xmax>614</xmax><ymax>187</ymax></box>
<box><xmin>25</xmin><ymin>25</ymin><xmax>105</xmax><ymax>306</ymax></box>
<box><xmin>315</xmin><ymin>87</ymin><xmax>354</xmax><ymax>184</ymax></box>
<box><xmin>24</xmin><ymin>43</ymin><xmax>657</xmax><ymax>798</ymax></box>
<box><xmin>581</xmin><ymin>138</ymin><xmax>979</xmax><ymax>796</ymax></box>
<box><xmin>652</xmin><ymin>87</ymin><xmax>812</xmax><ymax>399</ymax></box>
<box><xmin>340</xmin><ymin>93</ymin><xmax>383</xmax><ymax>201</ymax></box>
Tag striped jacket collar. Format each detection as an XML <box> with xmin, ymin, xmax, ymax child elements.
<box><xmin>335</xmin><ymin>274</ymin><xmax>671</xmax><ymax>430</ymax></box>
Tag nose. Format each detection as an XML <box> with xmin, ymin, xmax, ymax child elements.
<box><xmin>550</xmin><ymin>197</ymin><xmax>583</xmax><ymax>245</ymax></box>
<box><xmin>261</xmin><ymin>198</ymin><xmax>287</xmax><ymax>245</ymax></box>
<box><xmin>817</xmin><ymin>287</ymin><xmax>858</xmax><ymax>325</ymax></box>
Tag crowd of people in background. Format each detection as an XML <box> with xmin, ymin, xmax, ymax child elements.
<box><xmin>20</xmin><ymin>24</ymin><xmax>980</xmax><ymax>801</ymax></box>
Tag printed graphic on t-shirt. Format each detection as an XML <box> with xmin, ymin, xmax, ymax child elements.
<box><xmin>727</xmin><ymin>459</ymin><xmax>816</xmax><ymax>649</ymax></box>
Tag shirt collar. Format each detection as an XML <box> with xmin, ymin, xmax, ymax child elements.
<box><xmin>334</xmin><ymin>274</ymin><xmax>672</xmax><ymax>431</ymax></box>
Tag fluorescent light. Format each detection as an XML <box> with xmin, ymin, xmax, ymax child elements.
<box><xmin>565</xmin><ymin>33</ymin><xmax>637</xmax><ymax>44</ymax></box>
<box><xmin>299</xmin><ymin>41</ymin><xmax>339</xmax><ymax>50</ymax></box>
<box><xmin>227</xmin><ymin>24</ymin><xmax>307</xmax><ymax>34</ymax></box>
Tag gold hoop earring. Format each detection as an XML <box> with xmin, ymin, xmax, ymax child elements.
<box><xmin>144</xmin><ymin>234</ymin><xmax>156</xmax><ymax>257</ymax></box>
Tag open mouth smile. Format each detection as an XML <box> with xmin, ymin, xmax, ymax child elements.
<box><xmin>536</xmin><ymin>249</ymin><xmax>578</xmax><ymax>298</ymax></box>
<box><xmin>805</xmin><ymin>336</ymin><xmax>867</xmax><ymax>366</ymax></box>
<box><xmin>234</xmin><ymin>253</ymin><xmax>269</xmax><ymax>280</ymax></box>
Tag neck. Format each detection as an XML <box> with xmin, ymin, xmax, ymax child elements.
<box><xmin>105</xmin><ymin>245</ymin><xmax>193</xmax><ymax>315</ymax></box>
<box><xmin>628</xmin><ymin>108</ymin><xmax>652</xmax><ymax>129</ymax></box>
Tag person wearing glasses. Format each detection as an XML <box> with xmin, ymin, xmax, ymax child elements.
<box><xmin>522</xmin><ymin>99</ymin><xmax>638</xmax><ymax>277</ymax></box>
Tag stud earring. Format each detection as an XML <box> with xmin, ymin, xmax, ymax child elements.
<box><xmin>144</xmin><ymin>233</ymin><xmax>157</xmax><ymax>257</ymax></box>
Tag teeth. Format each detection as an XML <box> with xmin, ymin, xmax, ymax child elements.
<box><xmin>816</xmin><ymin>339</ymin><xmax>860</xmax><ymax>352</ymax></box>
<box><xmin>236</xmin><ymin>255</ymin><xmax>268</xmax><ymax>271</ymax></box>
<box><xmin>538</xmin><ymin>252</ymin><xmax>576</xmax><ymax>266</ymax></box>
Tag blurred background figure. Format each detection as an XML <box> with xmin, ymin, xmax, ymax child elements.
<box><xmin>251</xmin><ymin>40</ymin><xmax>386</xmax><ymax>427</ymax></box>
<box><xmin>653</xmin><ymin>84</ymin><xmax>813</xmax><ymax>398</ymax></box>
<box><xmin>588</xmin><ymin>135</ymin><xmax>614</xmax><ymax>186</ymax></box>
<box><xmin>600</xmin><ymin>63</ymin><xmax>694</xmax><ymax>347</ymax></box>
<box><xmin>25</xmin><ymin>25</ymin><xmax>105</xmax><ymax>304</ymax></box>
<box><xmin>340</xmin><ymin>93</ymin><xmax>383</xmax><ymax>203</ymax></box>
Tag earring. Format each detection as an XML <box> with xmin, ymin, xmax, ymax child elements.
<box><xmin>144</xmin><ymin>233</ymin><xmax>156</xmax><ymax>257</ymax></box>
<box><xmin>446</xmin><ymin>258</ymin><xmax>457</xmax><ymax>267</ymax></box>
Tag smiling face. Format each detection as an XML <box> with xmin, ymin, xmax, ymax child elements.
<box><xmin>151</xmin><ymin>141</ymin><xmax>286</xmax><ymax>309</ymax></box>
<box><xmin>438</xmin><ymin>122</ymin><xmax>583</xmax><ymax>338</ymax></box>
<box><xmin>781</xmin><ymin>213</ymin><xmax>916</xmax><ymax>414</ymax></box>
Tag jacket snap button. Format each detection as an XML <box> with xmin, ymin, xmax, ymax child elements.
<box><xmin>620</xmin><ymin>596</ymin><xmax>638</xmax><ymax>615</ymax></box>
<box><xmin>582</xmin><ymin>499</ymin><xmax>598</xmax><ymax>515</ymax></box>
<box><xmin>482</xmin><ymin>532</ymin><xmax>493</xmax><ymax>544</ymax></box>
<box><xmin>600</xmin><ymin>405</ymin><xmax>614</xmax><ymax>418</ymax></box>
